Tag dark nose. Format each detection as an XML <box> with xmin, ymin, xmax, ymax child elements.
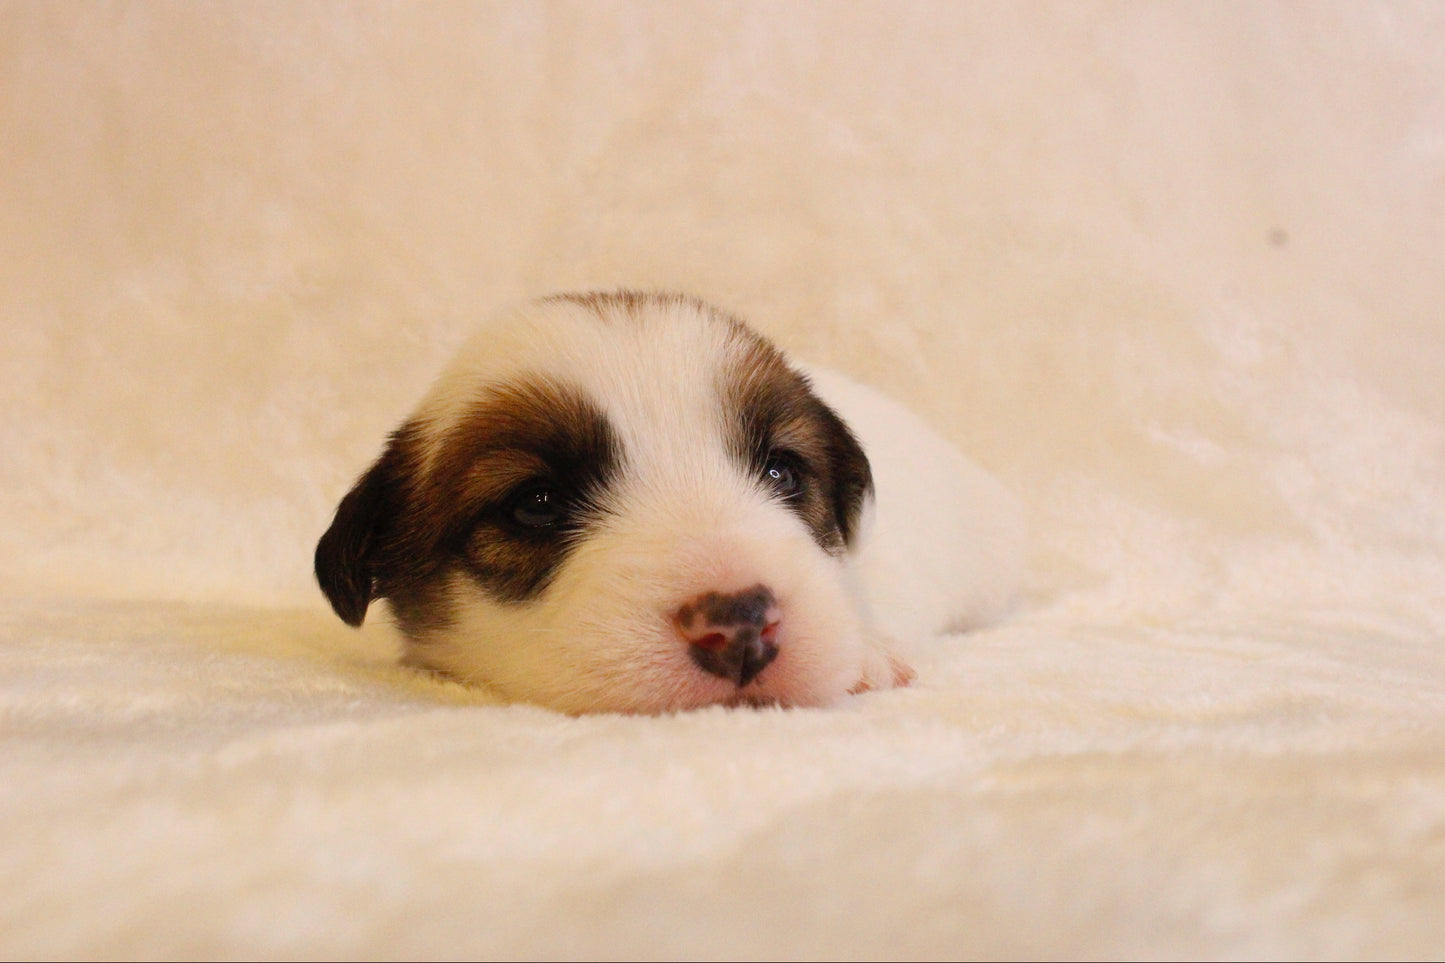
<box><xmin>673</xmin><ymin>584</ymin><xmax>781</xmax><ymax>687</ymax></box>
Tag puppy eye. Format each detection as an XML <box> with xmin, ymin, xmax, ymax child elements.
<box><xmin>762</xmin><ymin>453</ymin><xmax>803</xmax><ymax>500</ymax></box>
<box><xmin>505</xmin><ymin>486</ymin><xmax>565</xmax><ymax>530</ymax></box>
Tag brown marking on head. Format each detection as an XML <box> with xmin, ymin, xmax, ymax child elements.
<box><xmin>315</xmin><ymin>376</ymin><xmax>621</xmax><ymax>634</ymax></box>
<box><xmin>720</xmin><ymin>328</ymin><xmax>874</xmax><ymax>553</ymax></box>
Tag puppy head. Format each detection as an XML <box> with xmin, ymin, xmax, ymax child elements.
<box><xmin>316</xmin><ymin>291</ymin><xmax>874</xmax><ymax>713</ymax></box>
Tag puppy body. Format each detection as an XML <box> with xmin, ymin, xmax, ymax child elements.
<box><xmin>317</xmin><ymin>292</ymin><xmax>1023</xmax><ymax>714</ymax></box>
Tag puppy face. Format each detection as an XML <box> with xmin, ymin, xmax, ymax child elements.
<box><xmin>316</xmin><ymin>292</ymin><xmax>876</xmax><ymax>714</ymax></box>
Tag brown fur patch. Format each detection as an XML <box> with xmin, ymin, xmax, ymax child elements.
<box><xmin>721</xmin><ymin>327</ymin><xmax>874</xmax><ymax>553</ymax></box>
<box><xmin>314</xmin><ymin>376</ymin><xmax>620</xmax><ymax>633</ymax></box>
<box><xmin>416</xmin><ymin>377</ymin><xmax>620</xmax><ymax>609</ymax></box>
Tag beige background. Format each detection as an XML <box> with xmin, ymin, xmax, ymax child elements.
<box><xmin>2</xmin><ymin>2</ymin><xmax>1443</xmax><ymax>957</ymax></box>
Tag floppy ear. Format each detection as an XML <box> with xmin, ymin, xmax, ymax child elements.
<box><xmin>819</xmin><ymin>404</ymin><xmax>874</xmax><ymax>548</ymax></box>
<box><xmin>314</xmin><ymin>445</ymin><xmax>408</xmax><ymax>627</ymax></box>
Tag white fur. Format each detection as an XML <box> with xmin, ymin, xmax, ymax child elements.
<box><xmin>806</xmin><ymin>367</ymin><xmax>1028</xmax><ymax>643</ymax></box>
<box><xmin>354</xmin><ymin>295</ymin><xmax>1024</xmax><ymax>713</ymax></box>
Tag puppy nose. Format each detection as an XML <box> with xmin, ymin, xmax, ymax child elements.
<box><xmin>673</xmin><ymin>584</ymin><xmax>781</xmax><ymax>687</ymax></box>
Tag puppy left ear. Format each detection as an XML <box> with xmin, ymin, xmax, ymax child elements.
<box><xmin>314</xmin><ymin>444</ymin><xmax>407</xmax><ymax>627</ymax></box>
<box><xmin>820</xmin><ymin>405</ymin><xmax>874</xmax><ymax>548</ymax></box>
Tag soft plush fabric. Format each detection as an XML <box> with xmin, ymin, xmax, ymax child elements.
<box><xmin>2</xmin><ymin>2</ymin><xmax>1442</xmax><ymax>958</ymax></box>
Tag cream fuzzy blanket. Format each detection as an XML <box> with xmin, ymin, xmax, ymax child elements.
<box><xmin>3</xmin><ymin>3</ymin><xmax>1443</xmax><ymax>958</ymax></box>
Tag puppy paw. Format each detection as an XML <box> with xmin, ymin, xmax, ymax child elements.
<box><xmin>850</xmin><ymin>639</ymin><xmax>916</xmax><ymax>694</ymax></box>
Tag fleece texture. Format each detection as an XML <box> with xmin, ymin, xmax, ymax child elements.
<box><xmin>2</xmin><ymin>2</ymin><xmax>1443</xmax><ymax>958</ymax></box>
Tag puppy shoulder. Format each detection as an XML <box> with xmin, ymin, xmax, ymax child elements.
<box><xmin>798</xmin><ymin>364</ymin><xmax>1026</xmax><ymax>638</ymax></box>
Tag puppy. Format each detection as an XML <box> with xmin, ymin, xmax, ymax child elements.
<box><xmin>316</xmin><ymin>291</ymin><xmax>1023</xmax><ymax>714</ymax></box>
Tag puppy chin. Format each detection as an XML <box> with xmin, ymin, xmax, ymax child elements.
<box><xmin>403</xmin><ymin>507</ymin><xmax>868</xmax><ymax>715</ymax></box>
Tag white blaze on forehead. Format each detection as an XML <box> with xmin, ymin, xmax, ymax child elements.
<box><xmin>413</xmin><ymin>295</ymin><xmax>752</xmax><ymax>484</ymax></box>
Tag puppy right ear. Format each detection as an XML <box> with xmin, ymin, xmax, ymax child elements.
<box><xmin>314</xmin><ymin>446</ymin><xmax>406</xmax><ymax>627</ymax></box>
